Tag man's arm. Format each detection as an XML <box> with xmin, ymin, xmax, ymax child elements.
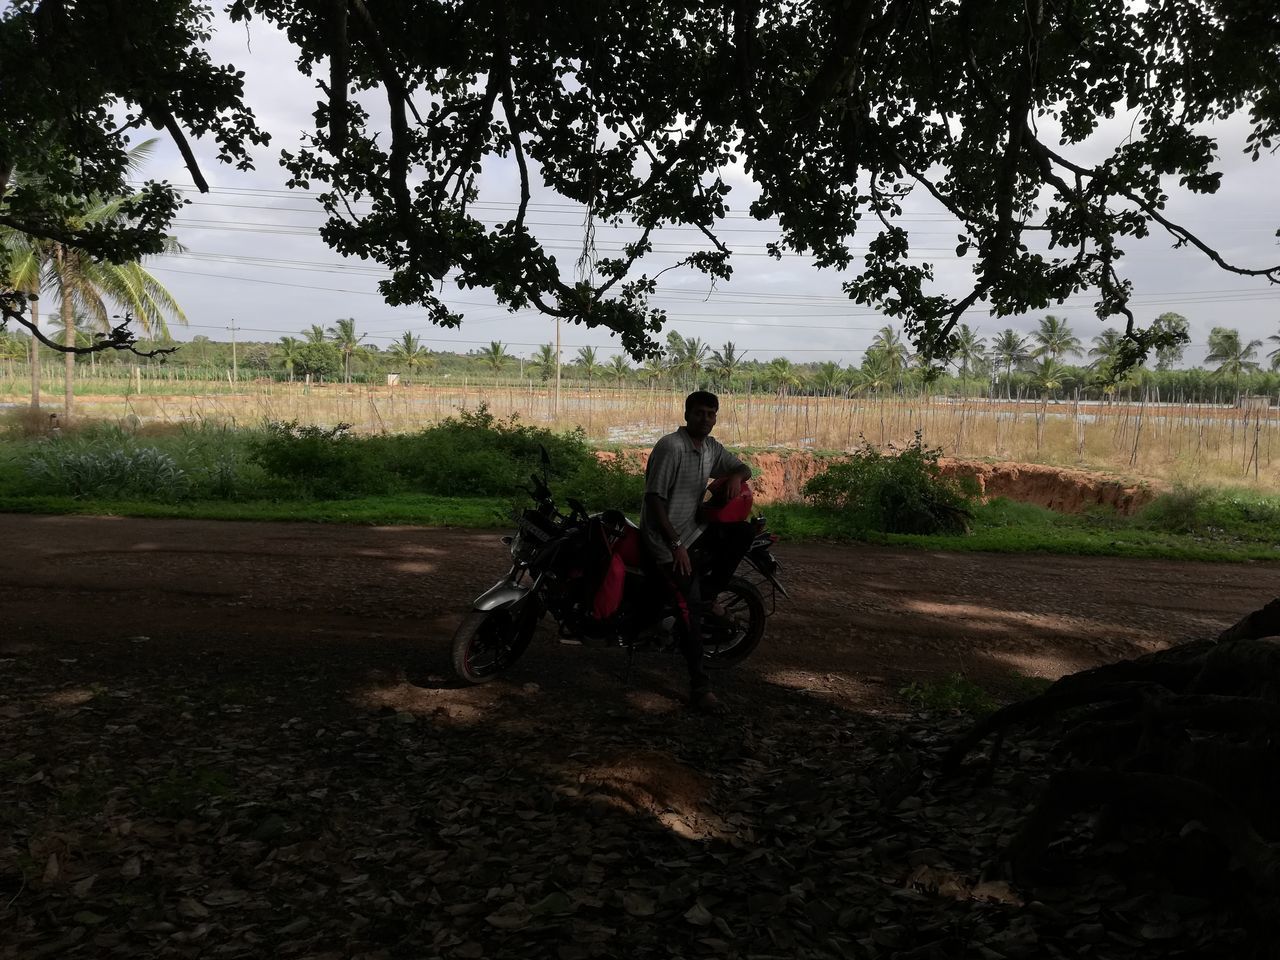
<box><xmin>645</xmin><ymin>492</ymin><xmax>692</xmax><ymax>575</ymax></box>
<box><xmin>714</xmin><ymin>448</ymin><xmax>752</xmax><ymax>498</ymax></box>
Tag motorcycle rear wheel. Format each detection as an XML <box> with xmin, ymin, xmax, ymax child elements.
<box><xmin>702</xmin><ymin>576</ymin><xmax>766</xmax><ymax>668</ymax></box>
<box><xmin>451</xmin><ymin>606</ymin><xmax>538</xmax><ymax>683</ymax></box>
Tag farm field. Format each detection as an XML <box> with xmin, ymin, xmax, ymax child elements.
<box><xmin>5</xmin><ymin>376</ymin><xmax>1280</xmax><ymax>491</ymax></box>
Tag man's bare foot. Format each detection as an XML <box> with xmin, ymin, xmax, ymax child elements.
<box><xmin>691</xmin><ymin>690</ymin><xmax>727</xmax><ymax>715</ymax></box>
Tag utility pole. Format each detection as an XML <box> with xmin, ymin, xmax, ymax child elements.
<box><xmin>228</xmin><ymin>318</ymin><xmax>240</xmax><ymax>384</ymax></box>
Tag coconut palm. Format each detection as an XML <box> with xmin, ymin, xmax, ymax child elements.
<box><xmin>952</xmin><ymin>324</ymin><xmax>986</xmax><ymax>381</ymax></box>
<box><xmin>1029</xmin><ymin>357</ymin><xmax>1071</xmax><ymax>397</ymax></box>
<box><xmin>764</xmin><ymin>357</ymin><xmax>802</xmax><ymax>394</ymax></box>
<box><xmin>304</xmin><ymin>324</ymin><xmax>328</xmax><ymax>345</ymax></box>
<box><xmin>1088</xmin><ymin>328</ymin><xmax>1123</xmax><ymax>370</ymax></box>
<box><xmin>0</xmin><ymin>331</ymin><xmax>25</xmax><ymax>381</ymax></box>
<box><xmin>1267</xmin><ymin>328</ymin><xmax>1280</xmax><ymax>372</ymax></box>
<box><xmin>849</xmin><ymin>351</ymin><xmax>894</xmax><ymax>395</ymax></box>
<box><xmin>2</xmin><ymin>235</ymin><xmax>43</xmax><ymax>407</ymax></box>
<box><xmin>708</xmin><ymin>341</ymin><xmax>744</xmax><ymax>387</ymax></box>
<box><xmin>607</xmin><ymin>353</ymin><xmax>630</xmax><ymax>385</ymax></box>
<box><xmin>4</xmin><ymin>139</ymin><xmax>189</xmax><ymax>415</ymax></box>
<box><xmin>866</xmin><ymin>325</ymin><xmax>911</xmax><ymax>378</ymax></box>
<box><xmin>811</xmin><ymin>360</ymin><xmax>845</xmax><ymax>393</ymax></box>
<box><xmin>478</xmin><ymin>340</ymin><xmax>511</xmax><ymax>383</ymax></box>
<box><xmin>575</xmin><ymin>345</ymin><xmax>602</xmax><ymax>390</ymax></box>
<box><xmin>275</xmin><ymin>336</ymin><xmax>304</xmax><ymax>382</ymax></box>
<box><xmin>388</xmin><ymin>331</ymin><xmax>431</xmax><ymax>377</ymax></box>
<box><xmin>1032</xmin><ymin>314</ymin><xmax>1082</xmax><ymax>362</ymax></box>
<box><xmin>530</xmin><ymin>343</ymin><xmax>557</xmax><ymax>382</ymax></box>
<box><xmin>991</xmin><ymin>328</ymin><xmax>1033</xmax><ymax>396</ymax></box>
<box><xmin>665</xmin><ymin>331</ymin><xmax>709</xmax><ymax>385</ymax></box>
<box><xmin>326</xmin><ymin>317</ymin><xmax>367</xmax><ymax>383</ymax></box>
<box><xmin>639</xmin><ymin>353</ymin><xmax>667</xmax><ymax>384</ymax></box>
<box><xmin>1205</xmin><ymin>326</ymin><xmax>1262</xmax><ymax>397</ymax></box>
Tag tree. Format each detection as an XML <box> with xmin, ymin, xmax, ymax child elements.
<box><xmin>1088</xmin><ymin>329</ymin><xmax>1123</xmax><ymax>370</ymax></box>
<box><xmin>326</xmin><ymin>317</ymin><xmax>366</xmax><ymax>383</ymax></box>
<box><xmin>3</xmin><ymin>200</ymin><xmax>186</xmax><ymax>418</ymax></box>
<box><xmin>665</xmin><ymin>332</ymin><xmax>709</xmax><ymax>386</ymax></box>
<box><xmin>866</xmin><ymin>326</ymin><xmax>910</xmax><ymax>380</ymax></box>
<box><xmin>607</xmin><ymin>353</ymin><xmax>630</xmax><ymax>386</ymax></box>
<box><xmin>530</xmin><ymin>343</ymin><xmax>557</xmax><ymax>383</ymax></box>
<box><xmin>294</xmin><ymin>341</ymin><xmax>341</xmax><ymax>381</ymax></box>
<box><xmin>1151</xmin><ymin>313</ymin><xmax>1191</xmax><ymax>370</ymax></box>
<box><xmin>952</xmin><ymin>324</ymin><xmax>986</xmax><ymax>381</ymax></box>
<box><xmin>1205</xmin><ymin>326</ymin><xmax>1262</xmax><ymax>397</ymax></box>
<box><xmin>388</xmin><ymin>331</ymin><xmax>431</xmax><ymax>377</ymax></box>
<box><xmin>304</xmin><ymin>324</ymin><xmax>328</xmax><ymax>346</ymax></box>
<box><xmin>991</xmin><ymin>329</ymin><xmax>1033</xmax><ymax>397</ymax></box>
<box><xmin>764</xmin><ymin>357</ymin><xmax>801</xmax><ymax>395</ymax></box>
<box><xmin>478</xmin><ymin>340</ymin><xmax>510</xmax><ymax>383</ymax></box>
<box><xmin>1029</xmin><ymin>357</ymin><xmax>1071</xmax><ymax>398</ymax></box>
<box><xmin>275</xmin><ymin>336</ymin><xmax>303</xmax><ymax>382</ymax></box>
<box><xmin>850</xmin><ymin>352</ymin><xmax>894</xmax><ymax>395</ymax></box>
<box><xmin>3</xmin><ymin>1</ymin><xmax>1278</xmax><ymax>371</ymax></box>
<box><xmin>575</xmin><ymin>345</ymin><xmax>602</xmax><ymax>390</ymax></box>
<box><xmin>811</xmin><ymin>361</ymin><xmax>845</xmax><ymax>393</ymax></box>
<box><xmin>1269</xmin><ymin>330</ymin><xmax>1280</xmax><ymax>372</ymax></box>
<box><xmin>709</xmin><ymin>341</ymin><xmax>744</xmax><ymax>387</ymax></box>
<box><xmin>1032</xmin><ymin>315</ymin><xmax>1082</xmax><ymax>363</ymax></box>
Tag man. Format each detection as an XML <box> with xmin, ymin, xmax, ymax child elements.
<box><xmin>641</xmin><ymin>390</ymin><xmax>754</xmax><ymax>714</ymax></box>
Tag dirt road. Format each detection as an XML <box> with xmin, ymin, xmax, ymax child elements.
<box><xmin>2</xmin><ymin>513</ymin><xmax>1271</xmax><ymax>709</ymax></box>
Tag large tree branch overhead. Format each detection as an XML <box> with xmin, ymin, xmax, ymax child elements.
<box><xmin>3</xmin><ymin>0</ymin><xmax>1277</xmax><ymax>367</ymax></box>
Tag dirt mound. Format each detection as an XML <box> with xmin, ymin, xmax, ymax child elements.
<box><xmin>605</xmin><ymin>449</ymin><xmax>1156</xmax><ymax>515</ymax></box>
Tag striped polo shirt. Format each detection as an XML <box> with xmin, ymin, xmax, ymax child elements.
<box><xmin>640</xmin><ymin>428</ymin><xmax>746</xmax><ymax>563</ymax></box>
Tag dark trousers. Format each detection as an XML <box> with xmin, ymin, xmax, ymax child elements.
<box><xmin>650</xmin><ymin>522</ymin><xmax>755</xmax><ymax>694</ymax></box>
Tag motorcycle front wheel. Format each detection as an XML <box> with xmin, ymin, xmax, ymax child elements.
<box><xmin>701</xmin><ymin>576</ymin><xmax>766</xmax><ymax>668</ymax></box>
<box><xmin>451</xmin><ymin>605</ymin><xmax>539</xmax><ymax>683</ymax></box>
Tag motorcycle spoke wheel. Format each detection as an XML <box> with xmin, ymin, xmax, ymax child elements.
<box><xmin>702</xmin><ymin>577</ymin><xmax>766</xmax><ymax>668</ymax></box>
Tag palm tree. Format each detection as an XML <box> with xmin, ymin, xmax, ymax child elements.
<box><xmin>764</xmin><ymin>357</ymin><xmax>802</xmax><ymax>394</ymax></box>
<box><xmin>1205</xmin><ymin>326</ymin><xmax>1262</xmax><ymax>398</ymax></box>
<box><xmin>304</xmin><ymin>324</ymin><xmax>328</xmax><ymax>345</ymax></box>
<box><xmin>866</xmin><ymin>325</ymin><xmax>910</xmax><ymax>381</ymax></box>
<box><xmin>639</xmin><ymin>353</ymin><xmax>668</xmax><ymax>385</ymax></box>
<box><xmin>3</xmin><ymin>140</ymin><xmax>188</xmax><ymax>418</ymax></box>
<box><xmin>1032</xmin><ymin>314</ymin><xmax>1082</xmax><ymax>362</ymax></box>
<box><xmin>0</xmin><ymin>331</ymin><xmax>25</xmax><ymax>381</ymax></box>
<box><xmin>3</xmin><ymin>235</ymin><xmax>43</xmax><ymax>407</ymax></box>
<box><xmin>575</xmin><ymin>345</ymin><xmax>602</xmax><ymax>390</ymax></box>
<box><xmin>530</xmin><ymin>343</ymin><xmax>557</xmax><ymax>382</ymax></box>
<box><xmin>1088</xmin><ymin>328</ymin><xmax>1124</xmax><ymax>370</ymax></box>
<box><xmin>276</xmin><ymin>336</ymin><xmax>304</xmax><ymax>382</ymax></box>
<box><xmin>607</xmin><ymin>353</ymin><xmax>630</xmax><ymax>386</ymax></box>
<box><xmin>388</xmin><ymin>331</ymin><xmax>431</xmax><ymax>378</ymax></box>
<box><xmin>849</xmin><ymin>351</ymin><xmax>894</xmax><ymax>395</ymax></box>
<box><xmin>991</xmin><ymin>328</ymin><xmax>1033</xmax><ymax>397</ymax></box>
<box><xmin>709</xmin><ymin>341</ymin><xmax>744</xmax><ymax>387</ymax></box>
<box><xmin>1267</xmin><ymin>328</ymin><xmax>1280</xmax><ymax>372</ymax></box>
<box><xmin>326</xmin><ymin>317</ymin><xmax>367</xmax><ymax>383</ymax></box>
<box><xmin>952</xmin><ymin>324</ymin><xmax>986</xmax><ymax>381</ymax></box>
<box><xmin>1029</xmin><ymin>357</ymin><xmax>1071</xmax><ymax>397</ymax></box>
<box><xmin>812</xmin><ymin>360</ymin><xmax>845</xmax><ymax>393</ymax></box>
<box><xmin>479</xmin><ymin>340</ymin><xmax>510</xmax><ymax>383</ymax></box>
<box><xmin>665</xmin><ymin>331</ymin><xmax>709</xmax><ymax>385</ymax></box>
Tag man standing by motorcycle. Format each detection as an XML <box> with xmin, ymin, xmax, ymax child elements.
<box><xmin>641</xmin><ymin>390</ymin><xmax>755</xmax><ymax>714</ymax></box>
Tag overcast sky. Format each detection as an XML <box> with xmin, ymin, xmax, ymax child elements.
<box><xmin>124</xmin><ymin>12</ymin><xmax>1279</xmax><ymax>369</ymax></box>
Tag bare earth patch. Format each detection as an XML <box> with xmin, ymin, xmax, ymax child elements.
<box><xmin>2</xmin><ymin>514</ymin><xmax>1275</xmax><ymax>958</ymax></box>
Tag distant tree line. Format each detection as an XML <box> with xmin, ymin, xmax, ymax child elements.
<box><xmin>5</xmin><ymin>311</ymin><xmax>1280</xmax><ymax>404</ymax></box>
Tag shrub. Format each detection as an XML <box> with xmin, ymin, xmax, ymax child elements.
<box><xmin>899</xmin><ymin>674</ymin><xmax>997</xmax><ymax>716</ymax></box>
<box><xmin>803</xmin><ymin>432</ymin><xmax>973</xmax><ymax>535</ymax></box>
<box><xmin>248</xmin><ymin>420</ymin><xmax>385</xmax><ymax>498</ymax></box>
<box><xmin>24</xmin><ymin>441</ymin><xmax>191</xmax><ymax>500</ymax></box>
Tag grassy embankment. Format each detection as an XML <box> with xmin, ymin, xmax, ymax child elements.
<box><xmin>2</xmin><ymin>407</ymin><xmax>1279</xmax><ymax>563</ymax></box>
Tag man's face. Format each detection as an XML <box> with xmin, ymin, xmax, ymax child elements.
<box><xmin>685</xmin><ymin>403</ymin><xmax>718</xmax><ymax>439</ymax></box>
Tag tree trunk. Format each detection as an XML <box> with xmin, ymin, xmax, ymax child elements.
<box><xmin>28</xmin><ymin>298</ymin><xmax>40</xmax><ymax>409</ymax></box>
<box><xmin>63</xmin><ymin>294</ymin><xmax>75</xmax><ymax>421</ymax></box>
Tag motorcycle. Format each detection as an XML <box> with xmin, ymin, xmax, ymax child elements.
<box><xmin>451</xmin><ymin>452</ymin><xmax>789</xmax><ymax>684</ymax></box>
